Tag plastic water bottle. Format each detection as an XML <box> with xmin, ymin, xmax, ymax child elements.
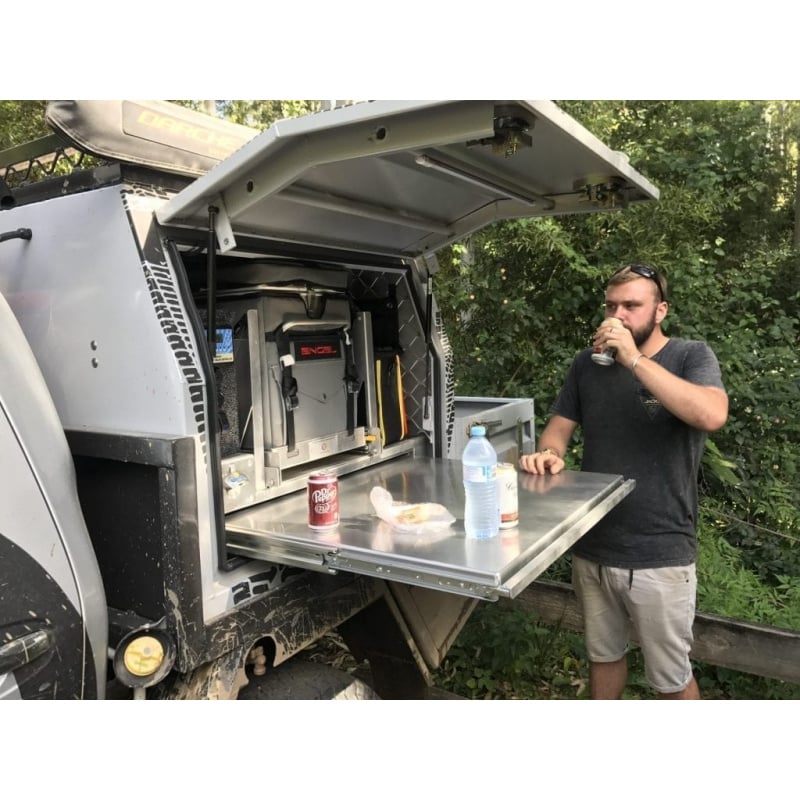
<box><xmin>462</xmin><ymin>425</ymin><xmax>500</xmax><ymax>539</ymax></box>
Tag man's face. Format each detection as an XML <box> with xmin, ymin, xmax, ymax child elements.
<box><xmin>603</xmin><ymin>277</ymin><xmax>666</xmax><ymax>347</ymax></box>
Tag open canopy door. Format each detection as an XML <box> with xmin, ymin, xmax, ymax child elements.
<box><xmin>157</xmin><ymin>100</ymin><xmax>658</xmax><ymax>257</ymax></box>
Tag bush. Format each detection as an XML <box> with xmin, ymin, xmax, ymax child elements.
<box><xmin>433</xmin><ymin>603</ymin><xmax>591</xmax><ymax>700</ymax></box>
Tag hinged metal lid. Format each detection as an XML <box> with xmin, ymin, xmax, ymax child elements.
<box><xmin>156</xmin><ymin>100</ymin><xmax>659</xmax><ymax>257</ymax></box>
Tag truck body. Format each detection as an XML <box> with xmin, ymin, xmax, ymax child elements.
<box><xmin>0</xmin><ymin>100</ymin><xmax>658</xmax><ymax>699</ymax></box>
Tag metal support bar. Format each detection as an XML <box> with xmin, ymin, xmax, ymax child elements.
<box><xmin>247</xmin><ymin>308</ymin><xmax>266</xmax><ymax>492</ymax></box>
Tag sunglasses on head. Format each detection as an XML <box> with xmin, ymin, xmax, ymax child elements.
<box><xmin>616</xmin><ymin>263</ymin><xmax>666</xmax><ymax>302</ymax></box>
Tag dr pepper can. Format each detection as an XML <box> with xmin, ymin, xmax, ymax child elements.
<box><xmin>308</xmin><ymin>471</ymin><xmax>339</xmax><ymax>529</ymax></box>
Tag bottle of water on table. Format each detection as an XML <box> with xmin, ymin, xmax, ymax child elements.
<box><xmin>462</xmin><ymin>424</ymin><xmax>500</xmax><ymax>539</ymax></box>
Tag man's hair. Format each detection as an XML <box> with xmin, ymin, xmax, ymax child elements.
<box><xmin>608</xmin><ymin>263</ymin><xmax>668</xmax><ymax>302</ymax></box>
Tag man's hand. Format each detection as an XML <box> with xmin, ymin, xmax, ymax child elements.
<box><xmin>593</xmin><ymin>318</ymin><xmax>638</xmax><ymax>368</ymax></box>
<box><xmin>519</xmin><ymin>449</ymin><xmax>564</xmax><ymax>475</ymax></box>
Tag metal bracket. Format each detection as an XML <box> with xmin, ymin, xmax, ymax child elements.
<box><xmin>212</xmin><ymin>195</ymin><xmax>237</xmax><ymax>253</ymax></box>
<box><xmin>466</xmin><ymin>418</ymin><xmax>503</xmax><ymax>437</ymax></box>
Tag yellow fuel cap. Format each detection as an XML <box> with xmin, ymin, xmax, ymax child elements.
<box><xmin>123</xmin><ymin>635</ymin><xmax>165</xmax><ymax>677</ymax></box>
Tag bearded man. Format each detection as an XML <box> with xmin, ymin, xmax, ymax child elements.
<box><xmin>519</xmin><ymin>264</ymin><xmax>728</xmax><ymax>700</ymax></box>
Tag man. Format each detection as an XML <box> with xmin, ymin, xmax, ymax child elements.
<box><xmin>519</xmin><ymin>264</ymin><xmax>728</xmax><ymax>699</ymax></box>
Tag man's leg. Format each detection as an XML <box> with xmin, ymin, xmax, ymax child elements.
<box><xmin>572</xmin><ymin>556</ymin><xmax>631</xmax><ymax>700</ymax></box>
<box><xmin>590</xmin><ymin>657</ymin><xmax>628</xmax><ymax>700</ymax></box>
<box><xmin>657</xmin><ymin>674</ymin><xmax>700</xmax><ymax>700</ymax></box>
<box><xmin>625</xmin><ymin>564</ymin><xmax>699</xmax><ymax>699</ymax></box>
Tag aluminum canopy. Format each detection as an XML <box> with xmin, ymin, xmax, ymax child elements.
<box><xmin>156</xmin><ymin>100</ymin><xmax>659</xmax><ymax>258</ymax></box>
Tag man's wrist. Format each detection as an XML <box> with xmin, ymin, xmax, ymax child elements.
<box><xmin>538</xmin><ymin>447</ymin><xmax>561</xmax><ymax>459</ymax></box>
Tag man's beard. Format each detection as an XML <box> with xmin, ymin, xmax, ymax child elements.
<box><xmin>630</xmin><ymin>308</ymin><xmax>658</xmax><ymax>348</ymax></box>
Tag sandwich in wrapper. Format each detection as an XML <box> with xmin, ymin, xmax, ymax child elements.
<box><xmin>369</xmin><ymin>486</ymin><xmax>455</xmax><ymax>534</ymax></box>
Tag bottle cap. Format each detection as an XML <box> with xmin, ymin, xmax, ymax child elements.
<box><xmin>470</xmin><ymin>425</ymin><xmax>486</xmax><ymax>436</ymax></box>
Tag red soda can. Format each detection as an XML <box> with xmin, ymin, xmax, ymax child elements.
<box><xmin>308</xmin><ymin>471</ymin><xmax>339</xmax><ymax>529</ymax></box>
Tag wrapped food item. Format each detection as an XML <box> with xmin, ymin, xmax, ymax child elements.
<box><xmin>369</xmin><ymin>486</ymin><xmax>455</xmax><ymax>534</ymax></box>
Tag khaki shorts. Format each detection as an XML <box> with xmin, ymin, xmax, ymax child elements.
<box><xmin>572</xmin><ymin>554</ymin><xmax>697</xmax><ymax>694</ymax></box>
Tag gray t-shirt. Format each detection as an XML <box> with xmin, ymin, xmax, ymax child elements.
<box><xmin>552</xmin><ymin>337</ymin><xmax>725</xmax><ymax>569</ymax></box>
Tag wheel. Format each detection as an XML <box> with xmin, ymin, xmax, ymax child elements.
<box><xmin>237</xmin><ymin>658</ymin><xmax>379</xmax><ymax>699</ymax></box>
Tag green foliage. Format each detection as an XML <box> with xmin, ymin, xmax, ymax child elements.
<box><xmin>174</xmin><ymin>100</ymin><xmax>323</xmax><ymax>129</ymax></box>
<box><xmin>434</xmin><ymin>603</ymin><xmax>591</xmax><ymax>699</ymax></box>
<box><xmin>680</xmin><ymin>243</ymin><xmax>800</xmax><ymax>581</ymax></box>
<box><xmin>218</xmin><ymin>100</ymin><xmax>322</xmax><ymax>128</ymax></box>
<box><xmin>697</xmin><ymin>512</ymin><xmax>800</xmax><ymax>628</ymax></box>
<box><xmin>435</xmin><ymin>218</ymin><xmax>601</xmax><ymax>403</ymax></box>
<box><xmin>701</xmin><ymin>439</ymin><xmax>740</xmax><ymax>488</ymax></box>
<box><xmin>0</xmin><ymin>100</ymin><xmax>48</xmax><ymax>149</ymax></box>
<box><xmin>694</xmin><ymin>663</ymin><xmax>800</xmax><ymax>700</ymax></box>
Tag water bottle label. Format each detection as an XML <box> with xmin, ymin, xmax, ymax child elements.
<box><xmin>463</xmin><ymin>464</ymin><xmax>496</xmax><ymax>482</ymax></box>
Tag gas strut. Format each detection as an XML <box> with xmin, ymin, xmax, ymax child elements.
<box><xmin>206</xmin><ymin>206</ymin><xmax>218</xmax><ymax>357</ymax></box>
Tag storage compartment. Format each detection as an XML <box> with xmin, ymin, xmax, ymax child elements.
<box><xmin>448</xmin><ymin>396</ymin><xmax>534</xmax><ymax>464</ymax></box>
<box><xmin>196</xmin><ymin>263</ymin><xmax>367</xmax><ymax>469</ymax></box>
<box><xmin>355</xmin><ymin>281</ymin><xmax>409</xmax><ymax>448</ymax></box>
<box><xmin>188</xmin><ymin>256</ymin><xmax>434</xmax><ymax>514</ymax></box>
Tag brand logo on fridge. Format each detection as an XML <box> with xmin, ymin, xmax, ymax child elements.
<box><xmin>295</xmin><ymin>337</ymin><xmax>341</xmax><ymax>361</ymax></box>
<box><xmin>300</xmin><ymin>344</ymin><xmax>338</xmax><ymax>357</ymax></box>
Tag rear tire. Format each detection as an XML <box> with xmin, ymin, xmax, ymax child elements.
<box><xmin>237</xmin><ymin>658</ymin><xmax>379</xmax><ymax>699</ymax></box>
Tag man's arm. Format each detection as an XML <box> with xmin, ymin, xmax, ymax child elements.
<box><xmin>626</xmin><ymin>354</ymin><xmax>728</xmax><ymax>432</ymax></box>
<box><xmin>601</xmin><ymin>324</ymin><xmax>729</xmax><ymax>433</ymax></box>
<box><xmin>519</xmin><ymin>414</ymin><xmax>577</xmax><ymax>475</ymax></box>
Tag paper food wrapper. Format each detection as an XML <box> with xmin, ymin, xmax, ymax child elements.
<box><xmin>369</xmin><ymin>486</ymin><xmax>456</xmax><ymax>534</ymax></box>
